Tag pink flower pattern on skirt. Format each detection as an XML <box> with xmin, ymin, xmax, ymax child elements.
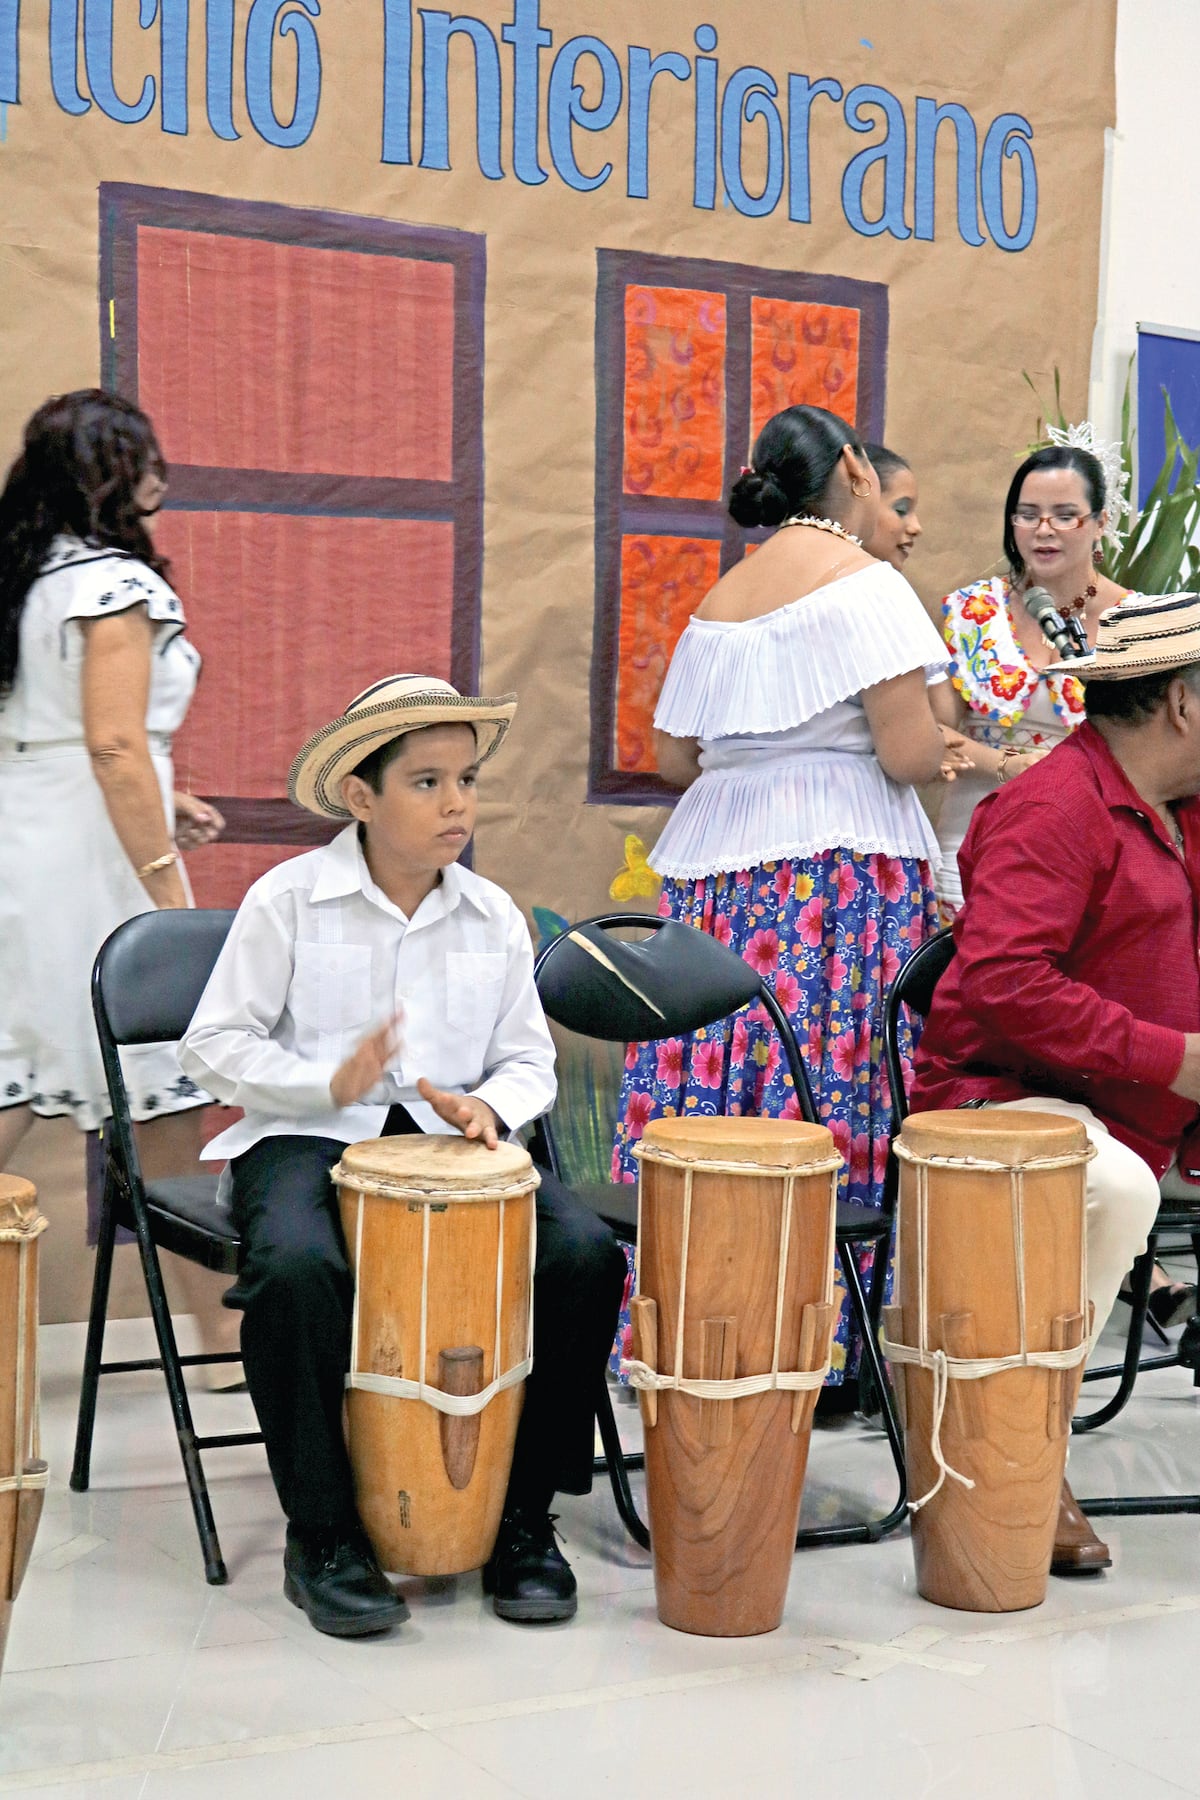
<box><xmin>609</xmin><ymin>850</ymin><xmax>938</xmax><ymax>1386</ymax></box>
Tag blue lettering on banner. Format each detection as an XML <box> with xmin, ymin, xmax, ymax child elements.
<box><xmin>84</xmin><ymin>0</ymin><xmax>156</xmax><ymax>125</ymax></box>
<box><xmin>627</xmin><ymin>45</ymin><xmax>689</xmax><ymax>202</ymax></box>
<box><xmin>547</xmin><ymin>33</ymin><xmax>622</xmax><ymax>192</ymax></box>
<box><xmin>980</xmin><ymin>111</ymin><xmax>1037</xmax><ymax>252</ymax></box>
<box><xmin>160</xmin><ymin>0</ymin><xmax>189</xmax><ymax>135</ymax></box>
<box><xmin>419</xmin><ymin>10</ymin><xmax>504</xmax><ymax>180</ymax></box>
<box><xmin>381</xmin><ymin>0</ymin><xmax>411</xmax><ymax>163</ymax></box>
<box><xmin>720</xmin><ymin>64</ymin><xmax>783</xmax><ymax>219</ymax></box>
<box><xmin>692</xmin><ymin>23</ymin><xmax>717</xmax><ymax>212</ymax></box>
<box><xmin>787</xmin><ymin>74</ymin><xmax>842</xmax><ymax>224</ymax></box>
<box><xmin>501</xmin><ymin>0</ymin><xmax>550</xmax><ymax>186</ymax></box>
<box><xmin>244</xmin><ymin>0</ymin><xmax>321</xmax><ymax>149</ymax></box>
<box><xmin>914</xmin><ymin>96</ymin><xmax>984</xmax><ymax>246</ymax></box>
<box><xmin>205</xmin><ymin>0</ymin><xmax>239</xmax><ymax>139</ymax></box>
<box><xmin>4</xmin><ymin>0</ymin><xmax>1042</xmax><ymax>248</ymax></box>
<box><xmin>0</xmin><ymin>0</ymin><xmax>18</xmax><ymax>103</ymax></box>
<box><xmin>49</xmin><ymin>0</ymin><xmax>90</xmax><ymax>115</ymax></box>
<box><xmin>841</xmin><ymin>82</ymin><xmax>911</xmax><ymax>240</ymax></box>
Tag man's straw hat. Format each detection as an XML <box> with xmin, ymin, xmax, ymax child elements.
<box><xmin>1049</xmin><ymin>593</ymin><xmax>1200</xmax><ymax>681</ymax></box>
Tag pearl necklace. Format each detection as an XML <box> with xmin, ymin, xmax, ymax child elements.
<box><xmin>778</xmin><ymin>514</ymin><xmax>863</xmax><ymax>547</ymax></box>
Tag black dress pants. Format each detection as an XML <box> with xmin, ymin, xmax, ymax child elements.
<box><xmin>225</xmin><ymin>1112</ymin><xmax>627</xmax><ymax>1533</ymax></box>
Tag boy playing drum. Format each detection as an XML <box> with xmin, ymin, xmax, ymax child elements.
<box><xmin>181</xmin><ymin>676</ymin><xmax>626</xmax><ymax>1637</ymax></box>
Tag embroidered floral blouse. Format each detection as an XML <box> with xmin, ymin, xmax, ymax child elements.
<box><xmin>942</xmin><ymin>575</ymin><xmax>1086</xmax><ymax>744</ymax></box>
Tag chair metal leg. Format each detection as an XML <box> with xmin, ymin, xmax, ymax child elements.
<box><xmin>132</xmin><ymin>1217</ymin><xmax>229</xmax><ymax>1585</ymax></box>
<box><xmin>70</xmin><ymin>1164</ymin><xmax>120</xmax><ymax>1493</ymax></box>
<box><xmin>1079</xmin><ymin>1491</ymin><xmax>1200</xmax><ymax>1519</ymax></box>
<box><xmin>1073</xmin><ymin>1242</ymin><xmax>1160</xmax><ymax>1433</ymax></box>
<box><xmin>595</xmin><ymin>1375</ymin><xmax>649</xmax><ymax>1551</ymax></box>
<box><xmin>796</xmin><ymin>1239</ymin><xmax>908</xmax><ymax>1548</ymax></box>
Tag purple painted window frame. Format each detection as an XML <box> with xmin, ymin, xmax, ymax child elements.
<box><xmin>99</xmin><ymin>182</ymin><xmax>486</xmax><ymax>847</ymax></box>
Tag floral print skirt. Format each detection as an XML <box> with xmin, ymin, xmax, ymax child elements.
<box><xmin>610</xmin><ymin>849</ymin><xmax>939</xmax><ymax>1386</ymax></box>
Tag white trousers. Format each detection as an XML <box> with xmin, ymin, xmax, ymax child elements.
<box><xmin>987</xmin><ymin>1097</ymin><xmax>1162</xmax><ymax>1350</ymax></box>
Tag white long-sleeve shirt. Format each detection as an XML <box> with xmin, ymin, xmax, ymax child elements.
<box><xmin>180</xmin><ymin>825</ymin><xmax>557</xmax><ymax>1162</ymax></box>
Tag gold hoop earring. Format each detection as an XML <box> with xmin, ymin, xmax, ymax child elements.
<box><xmin>851</xmin><ymin>477</ymin><xmax>872</xmax><ymax>499</ymax></box>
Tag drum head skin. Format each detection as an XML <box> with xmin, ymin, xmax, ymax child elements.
<box><xmin>900</xmin><ymin>1110</ymin><xmax>1089</xmax><ymax>1165</ymax></box>
<box><xmin>639</xmin><ymin>1115</ymin><xmax>834</xmax><ymax>1168</ymax></box>
<box><xmin>335</xmin><ymin>1134</ymin><xmax>536</xmax><ymax>1197</ymax></box>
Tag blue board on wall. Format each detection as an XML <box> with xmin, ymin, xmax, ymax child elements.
<box><xmin>1136</xmin><ymin>322</ymin><xmax>1200</xmax><ymax>505</ymax></box>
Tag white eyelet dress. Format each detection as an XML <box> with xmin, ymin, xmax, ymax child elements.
<box><xmin>0</xmin><ymin>536</ymin><xmax>206</xmax><ymax>1129</ymax></box>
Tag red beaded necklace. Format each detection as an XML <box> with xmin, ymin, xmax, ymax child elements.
<box><xmin>1056</xmin><ymin>583</ymin><xmax>1097</xmax><ymax>622</ymax></box>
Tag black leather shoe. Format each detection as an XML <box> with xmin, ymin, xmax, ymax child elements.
<box><xmin>482</xmin><ymin>1510</ymin><xmax>578</xmax><ymax>1623</ymax></box>
<box><xmin>283</xmin><ymin>1526</ymin><xmax>409</xmax><ymax>1637</ymax></box>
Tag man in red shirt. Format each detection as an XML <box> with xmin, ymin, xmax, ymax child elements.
<box><xmin>912</xmin><ymin>594</ymin><xmax>1200</xmax><ymax>1575</ymax></box>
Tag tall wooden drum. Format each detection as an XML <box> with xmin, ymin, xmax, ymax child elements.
<box><xmin>882</xmin><ymin>1110</ymin><xmax>1092</xmax><ymax>1614</ymax></box>
<box><xmin>629</xmin><ymin>1116</ymin><xmax>840</xmax><ymax>1638</ymax></box>
<box><xmin>0</xmin><ymin>1176</ymin><xmax>48</xmax><ymax>1681</ymax></box>
<box><xmin>333</xmin><ymin>1136</ymin><xmax>538</xmax><ymax>1578</ymax></box>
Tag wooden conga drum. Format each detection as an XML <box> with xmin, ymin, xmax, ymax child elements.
<box><xmin>882</xmin><ymin>1110</ymin><xmax>1092</xmax><ymax>1613</ymax></box>
<box><xmin>333</xmin><ymin>1135</ymin><xmax>537</xmax><ymax>1578</ymax></box>
<box><xmin>0</xmin><ymin>1176</ymin><xmax>48</xmax><ymax>1681</ymax></box>
<box><xmin>629</xmin><ymin>1116</ymin><xmax>840</xmax><ymax>1637</ymax></box>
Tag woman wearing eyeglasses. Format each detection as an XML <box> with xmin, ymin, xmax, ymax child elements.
<box><xmin>931</xmin><ymin>443</ymin><xmax>1129</xmax><ymax>916</ymax></box>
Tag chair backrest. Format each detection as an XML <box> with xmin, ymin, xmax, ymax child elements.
<box><xmin>93</xmin><ymin>909</ymin><xmax>236</xmax><ymax>1047</ymax></box>
<box><xmin>882</xmin><ymin>927</ymin><xmax>956</xmax><ymax>1126</ymax></box>
<box><xmin>534</xmin><ymin>913</ymin><xmax>761</xmax><ymax>1042</ymax></box>
<box><xmin>533</xmin><ymin>915</ymin><xmax>818</xmax><ymax>1153</ymax></box>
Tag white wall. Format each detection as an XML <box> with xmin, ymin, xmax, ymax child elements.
<box><xmin>1091</xmin><ymin>0</ymin><xmax>1200</xmax><ymax>466</ymax></box>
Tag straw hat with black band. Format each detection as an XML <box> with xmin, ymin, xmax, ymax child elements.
<box><xmin>1047</xmin><ymin>593</ymin><xmax>1200</xmax><ymax>681</ymax></box>
<box><xmin>289</xmin><ymin>675</ymin><xmax>518</xmax><ymax>821</ymax></box>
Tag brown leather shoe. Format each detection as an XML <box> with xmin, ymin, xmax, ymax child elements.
<box><xmin>1050</xmin><ymin>1479</ymin><xmax>1111</xmax><ymax>1575</ymax></box>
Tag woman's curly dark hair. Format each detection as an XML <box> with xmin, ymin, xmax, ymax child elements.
<box><xmin>0</xmin><ymin>389</ymin><xmax>170</xmax><ymax>696</ymax></box>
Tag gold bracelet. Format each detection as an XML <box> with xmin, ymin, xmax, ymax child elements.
<box><xmin>138</xmin><ymin>851</ymin><xmax>179</xmax><ymax>879</ymax></box>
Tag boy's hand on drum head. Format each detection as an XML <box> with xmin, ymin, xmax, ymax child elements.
<box><xmin>330</xmin><ymin>1015</ymin><xmax>404</xmax><ymax>1109</ymax></box>
<box><xmin>416</xmin><ymin>1078</ymin><xmax>502</xmax><ymax>1150</ymax></box>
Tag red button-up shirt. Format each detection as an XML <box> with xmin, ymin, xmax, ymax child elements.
<box><xmin>911</xmin><ymin>721</ymin><xmax>1200</xmax><ymax>1177</ymax></box>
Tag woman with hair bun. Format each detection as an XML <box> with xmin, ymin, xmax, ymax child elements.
<box><xmin>612</xmin><ymin>403</ymin><xmax>951</xmax><ymax>1394</ymax></box>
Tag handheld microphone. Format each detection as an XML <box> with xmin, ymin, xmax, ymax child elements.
<box><xmin>1023</xmin><ymin>586</ymin><xmax>1090</xmax><ymax>659</ymax></box>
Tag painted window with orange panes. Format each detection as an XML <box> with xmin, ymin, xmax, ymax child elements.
<box><xmin>590</xmin><ymin>250</ymin><xmax>888</xmax><ymax>802</ymax></box>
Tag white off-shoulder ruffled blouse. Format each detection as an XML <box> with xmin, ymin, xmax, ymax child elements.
<box><xmin>649</xmin><ymin>562</ymin><xmax>948</xmax><ymax>881</ymax></box>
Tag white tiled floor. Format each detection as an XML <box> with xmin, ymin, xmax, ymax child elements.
<box><xmin>5</xmin><ymin>1307</ymin><xmax>1200</xmax><ymax>1797</ymax></box>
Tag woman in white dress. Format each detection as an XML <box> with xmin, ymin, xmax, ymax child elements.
<box><xmin>612</xmin><ymin>404</ymin><xmax>950</xmax><ymax>1390</ymax></box>
<box><xmin>0</xmin><ymin>390</ymin><xmax>233</xmax><ymax>1354</ymax></box>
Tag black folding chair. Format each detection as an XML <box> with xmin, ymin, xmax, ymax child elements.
<box><xmin>1074</xmin><ymin>1159</ymin><xmax>1200</xmax><ymax>1434</ymax></box>
<box><xmin>70</xmin><ymin>909</ymin><xmax>262</xmax><ymax>1586</ymax></box>
<box><xmin>532</xmin><ymin>913</ymin><xmax>908</xmax><ymax>1551</ymax></box>
<box><xmin>883</xmin><ymin>925</ymin><xmax>1200</xmax><ymax>1520</ymax></box>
